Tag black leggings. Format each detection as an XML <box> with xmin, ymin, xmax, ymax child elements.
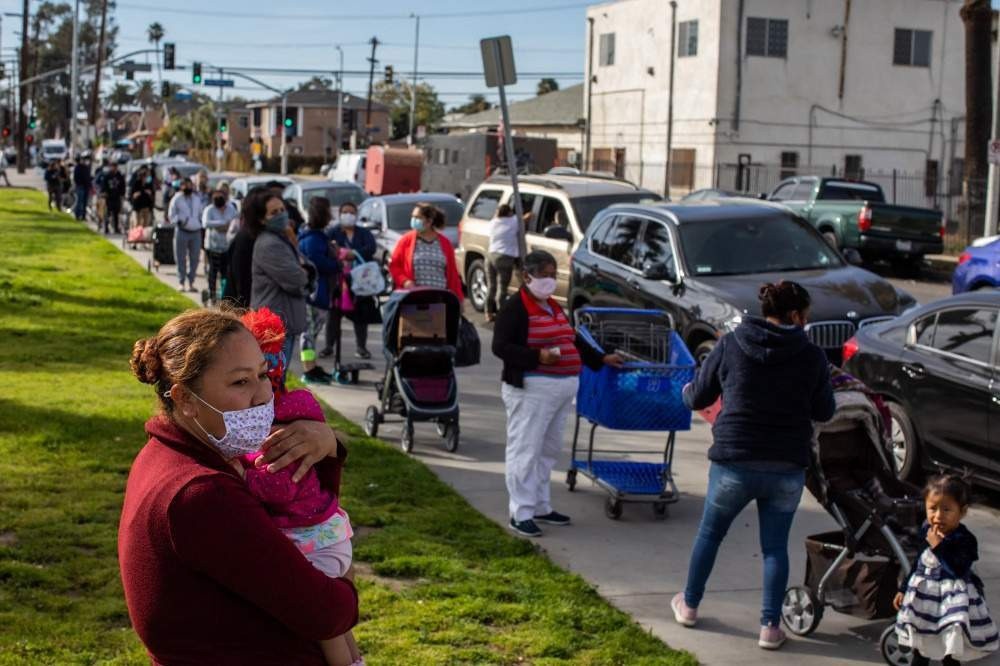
<box><xmin>911</xmin><ymin>651</ymin><xmax>959</xmax><ymax>666</ymax></box>
<box><xmin>325</xmin><ymin>310</ymin><xmax>369</xmax><ymax>352</ymax></box>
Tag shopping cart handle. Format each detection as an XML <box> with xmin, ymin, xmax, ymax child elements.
<box><xmin>573</xmin><ymin>306</ymin><xmax>676</xmax><ymax>331</ymax></box>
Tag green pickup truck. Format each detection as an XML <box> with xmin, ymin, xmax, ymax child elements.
<box><xmin>768</xmin><ymin>177</ymin><xmax>944</xmax><ymax>270</ymax></box>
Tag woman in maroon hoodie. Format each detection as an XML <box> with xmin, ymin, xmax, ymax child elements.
<box><xmin>120</xmin><ymin>308</ymin><xmax>358</xmax><ymax>665</ymax></box>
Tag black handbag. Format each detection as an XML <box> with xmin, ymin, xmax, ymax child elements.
<box><xmin>455</xmin><ymin>316</ymin><xmax>481</xmax><ymax>367</ymax></box>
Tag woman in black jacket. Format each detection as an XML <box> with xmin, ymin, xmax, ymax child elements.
<box><xmin>223</xmin><ymin>189</ymin><xmax>267</xmax><ymax>308</ymax></box>
<box><xmin>672</xmin><ymin>281</ymin><xmax>835</xmax><ymax>652</ymax></box>
<box><xmin>491</xmin><ymin>250</ymin><xmax>622</xmax><ymax>538</ymax></box>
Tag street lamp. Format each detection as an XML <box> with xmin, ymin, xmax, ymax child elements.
<box><xmin>408</xmin><ymin>13</ymin><xmax>420</xmax><ymax>146</ymax></box>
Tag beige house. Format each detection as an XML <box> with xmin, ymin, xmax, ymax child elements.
<box><xmin>246</xmin><ymin>90</ymin><xmax>390</xmax><ymax>161</ymax></box>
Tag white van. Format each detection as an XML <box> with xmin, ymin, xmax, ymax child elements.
<box><xmin>41</xmin><ymin>139</ymin><xmax>68</xmax><ymax>165</ymax></box>
<box><xmin>328</xmin><ymin>150</ymin><xmax>366</xmax><ymax>188</ymax></box>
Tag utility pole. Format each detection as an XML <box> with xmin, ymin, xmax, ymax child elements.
<box><xmin>584</xmin><ymin>17</ymin><xmax>594</xmax><ymax>171</ymax></box>
<box><xmin>335</xmin><ymin>45</ymin><xmax>343</xmax><ymax>157</ymax></box>
<box><xmin>280</xmin><ymin>92</ymin><xmax>288</xmax><ymax>175</ymax></box>
<box><xmin>215</xmin><ymin>67</ymin><xmax>224</xmax><ymax>172</ymax></box>
<box><xmin>16</xmin><ymin>0</ymin><xmax>27</xmax><ymax>172</ymax></box>
<box><xmin>89</xmin><ymin>0</ymin><xmax>107</xmax><ymax>125</ymax></box>
<box><xmin>364</xmin><ymin>36</ymin><xmax>378</xmax><ymax>147</ymax></box>
<box><xmin>407</xmin><ymin>14</ymin><xmax>419</xmax><ymax>145</ymax></box>
<box><xmin>985</xmin><ymin>13</ymin><xmax>1000</xmax><ymax>236</ymax></box>
<box><xmin>69</xmin><ymin>0</ymin><xmax>80</xmax><ymax>154</ymax></box>
<box><xmin>961</xmin><ymin>0</ymin><xmax>993</xmax><ymax>240</ymax></box>
<box><xmin>664</xmin><ymin>1</ymin><xmax>678</xmax><ymax>199</ymax></box>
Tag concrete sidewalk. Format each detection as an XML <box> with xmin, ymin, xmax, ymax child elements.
<box><xmin>57</xmin><ymin>195</ymin><xmax>1000</xmax><ymax>666</ymax></box>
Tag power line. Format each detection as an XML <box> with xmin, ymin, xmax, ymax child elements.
<box><xmin>117</xmin><ymin>35</ymin><xmax>581</xmax><ymax>54</ymax></box>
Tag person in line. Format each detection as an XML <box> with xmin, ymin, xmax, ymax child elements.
<box><xmin>202</xmin><ymin>188</ymin><xmax>239</xmax><ymax>305</ymax></box>
<box><xmin>0</xmin><ymin>149</ymin><xmax>11</xmax><ymax>186</ymax></box>
<box><xmin>492</xmin><ymin>250</ymin><xmax>624</xmax><ymax>538</ymax></box>
<box><xmin>251</xmin><ymin>192</ymin><xmax>310</xmax><ymax>382</ymax></box>
<box><xmin>297</xmin><ymin>197</ymin><xmax>339</xmax><ymax>384</ymax></box>
<box><xmin>223</xmin><ymin>188</ymin><xmax>267</xmax><ymax>308</ymax></box>
<box><xmin>894</xmin><ymin>474</ymin><xmax>998</xmax><ymax>665</ymax></box>
<box><xmin>72</xmin><ymin>154</ymin><xmax>92</xmax><ymax>221</ymax></box>
<box><xmin>388</xmin><ymin>202</ymin><xmax>463</xmax><ymax>304</ymax></box>
<box><xmin>323</xmin><ymin>200</ymin><xmax>378</xmax><ymax>361</ymax></box>
<box><xmin>673</xmin><ymin>281</ymin><xmax>835</xmax><ymax>651</ymax></box>
<box><xmin>267</xmin><ymin>180</ymin><xmax>305</xmax><ymax>232</ymax></box>
<box><xmin>485</xmin><ymin>204</ymin><xmax>521</xmax><ymax>323</ymax></box>
<box><xmin>122</xmin><ymin>309</ymin><xmax>358</xmax><ymax>665</ymax></box>
<box><xmin>168</xmin><ymin>177</ymin><xmax>206</xmax><ymax>293</ymax></box>
<box><xmin>128</xmin><ymin>165</ymin><xmax>155</xmax><ymax>228</ymax></box>
<box><xmin>163</xmin><ymin>166</ymin><xmax>182</xmax><ymax>223</ymax></box>
<box><xmin>45</xmin><ymin>159</ymin><xmax>66</xmax><ymax>211</ymax></box>
<box><xmin>101</xmin><ymin>162</ymin><xmax>127</xmax><ymax>235</ymax></box>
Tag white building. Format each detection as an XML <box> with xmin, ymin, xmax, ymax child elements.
<box><xmin>585</xmin><ymin>0</ymin><xmax>982</xmax><ymax>209</ymax></box>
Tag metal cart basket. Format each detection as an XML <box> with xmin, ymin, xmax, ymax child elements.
<box><xmin>567</xmin><ymin>308</ymin><xmax>695</xmax><ymax>520</ymax></box>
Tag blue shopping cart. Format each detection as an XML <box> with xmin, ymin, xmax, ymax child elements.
<box><xmin>567</xmin><ymin>308</ymin><xmax>696</xmax><ymax>520</ymax></box>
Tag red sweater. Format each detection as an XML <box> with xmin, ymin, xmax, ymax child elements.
<box><xmin>388</xmin><ymin>230</ymin><xmax>465</xmax><ymax>303</ymax></box>
<box><xmin>118</xmin><ymin>416</ymin><xmax>358</xmax><ymax>665</ymax></box>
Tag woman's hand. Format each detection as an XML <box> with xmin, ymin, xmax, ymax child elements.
<box><xmin>602</xmin><ymin>353</ymin><xmax>625</xmax><ymax>368</ymax></box>
<box><xmin>402</xmin><ymin>279</ymin><xmax>415</xmax><ymax>289</ymax></box>
<box><xmin>256</xmin><ymin>421</ymin><xmax>344</xmax><ymax>482</ymax></box>
<box><xmin>539</xmin><ymin>348</ymin><xmax>558</xmax><ymax>365</ymax></box>
<box><xmin>893</xmin><ymin>592</ymin><xmax>904</xmax><ymax>611</ymax></box>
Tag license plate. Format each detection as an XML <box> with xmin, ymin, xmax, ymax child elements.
<box><xmin>896</xmin><ymin>240</ymin><xmax>913</xmax><ymax>252</ymax></box>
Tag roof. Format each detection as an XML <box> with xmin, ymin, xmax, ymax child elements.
<box><xmin>369</xmin><ymin>193</ymin><xmax>462</xmax><ymax>204</ymax></box>
<box><xmin>486</xmin><ymin>173</ymin><xmax>651</xmax><ymax>198</ymax></box>
<box><xmin>442</xmin><ymin>84</ymin><xmax>583</xmax><ymax>129</ymax></box>
<box><xmin>606</xmin><ymin>199</ymin><xmax>794</xmax><ymax>224</ymax></box>
<box><xmin>296</xmin><ymin>180</ymin><xmax>365</xmax><ymax>191</ymax></box>
<box><xmin>246</xmin><ymin>90</ymin><xmax>388</xmax><ymax>112</ymax></box>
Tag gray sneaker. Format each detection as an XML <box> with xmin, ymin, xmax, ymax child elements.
<box><xmin>758</xmin><ymin>625</ymin><xmax>786</xmax><ymax>650</ymax></box>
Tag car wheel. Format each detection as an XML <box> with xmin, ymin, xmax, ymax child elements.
<box><xmin>466</xmin><ymin>258</ymin><xmax>488</xmax><ymax>312</ymax></box>
<box><xmin>693</xmin><ymin>339</ymin><xmax>716</xmax><ymax>366</ymax></box>
<box><xmin>887</xmin><ymin>401</ymin><xmax>919</xmax><ymax>481</ymax></box>
<box><xmin>821</xmin><ymin>231</ymin><xmax>838</xmax><ymax>250</ymax></box>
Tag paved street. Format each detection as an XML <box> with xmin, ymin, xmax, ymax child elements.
<box><xmin>72</xmin><ymin>202</ymin><xmax>997</xmax><ymax>666</ymax></box>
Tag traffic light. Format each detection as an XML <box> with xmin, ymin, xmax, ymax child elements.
<box><xmin>218</xmin><ymin>115</ymin><xmax>228</xmax><ymax>133</ymax></box>
<box><xmin>163</xmin><ymin>43</ymin><xmax>175</xmax><ymax>70</ymax></box>
<box><xmin>161</xmin><ymin>81</ymin><xmax>171</xmax><ymax>99</ymax></box>
<box><xmin>1</xmin><ymin>127</ymin><xmax>9</xmax><ymax>138</ymax></box>
<box><xmin>25</xmin><ymin>134</ymin><xmax>33</xmax><ymax>144</ymax></box>
<box><xmin>384</xmin><ymin>65</ymin><xmax>393</xmax><ymax>84</ymax></box>
<box><xmin>28</xmin><ymin>116</ymin><xmax>36</xmax><ymax>130</ymax></box>
<box><xmin>281</xmin><ymin>107</ymin><xmax>297</xmax><ymax>137</ymax></box>
<box><xmin>192</xmin><ymin>62</ymin><xmax>202</xmax><ymax>84</ymax></box>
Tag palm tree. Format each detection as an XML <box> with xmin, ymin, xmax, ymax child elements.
<box><xmin>147</xmin><ymin>22</ymin><xmax>167</xmax><ymax>119</ymax></box>
<box><xmin>105</xmin><ymin>83</ymin><xmax>133</xmax><ymax>113</ymax></box>
<box><xmin>135</xmin><ymin>79</ymin><xmax>158</xmax><ymax>131</ymax></box>
<box><xmin>536</xmin><ymin>78</ymin><xmax>559</xmax><ymax>96</ymax></box>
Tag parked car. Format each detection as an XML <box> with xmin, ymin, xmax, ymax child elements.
<box><xmin>283</xmin><ymin>180</ymin><xmax>367</xmax><ymax>226</ymax></box>
<box><xmin>358</xmin><ymin>192</ymin><xmax>464</xmax><ymax>270</ymax></box>
<box><xmin>229</xmin><ymin>175</ymin><xmax>295</xmax><ymax>202</ymax></box>
<box><xmin>328</xmin><ymin>150</ymin><xmax>367</xmax><ymax>189</ymax></box>
<box><xmin>570</xmin><ymin>199</ymin><xmax>917</xmax><ymax>365</ymax></box>
<box><xmin>768</xmin><ymin>176</ymin><xmax>944</xmax><ymax>272</ymax></box>
<box><xmin>843</xmin><ymin>291</ymin><xmax>1000</xmax><ymax>490</ymax></box>
<box><xmin>40</xmin><ymin>139</ymin><xmax>68</xmax><ymax>166</ymax></box>
<box><xmin>457</xmin><ymin>173</ymin><xmax>661</xmax><ymax>311</ymax></box>
<box><xmin>952</xmin><ymin>236</ymin><xmax>1000</xmax><ymax>293</ymax></box>
<box><xmin>680</xmin><ymin>188</ymin><xmax>745</xmax><ymax>201</ymax></box>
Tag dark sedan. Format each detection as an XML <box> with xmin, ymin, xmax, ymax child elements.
<box><xmin>569</xmin><ymin>200</ymin><xmax>916</xmax><ymax>364</ymax></box>
<box><xmin>843</xmin><ymin>291</ymin><xmax>1000</xmax><ymax>490</ymax></box>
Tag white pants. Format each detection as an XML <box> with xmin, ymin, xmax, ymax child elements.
<box><xmin>501</xmin><ymin>375</ymin><xmax>579</xmax><ymax>522</ymax></box>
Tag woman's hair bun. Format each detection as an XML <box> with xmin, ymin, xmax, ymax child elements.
<box><xmin>130</xmin><ymin>338</ymin><xmax>162</xmax><ymax>385</ymax></box>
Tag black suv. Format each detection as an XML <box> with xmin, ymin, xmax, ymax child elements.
<box><xmin>569</xmin><ymin>200</ymin><xmax>916</xmax><ymax>364</ymax></box>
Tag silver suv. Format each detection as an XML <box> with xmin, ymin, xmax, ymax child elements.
<box><xmin>456</xmin><ymin>173</ymin><xmax>660</xmax><ymax>310</ymax></box>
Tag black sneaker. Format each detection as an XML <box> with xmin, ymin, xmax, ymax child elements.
<box><xmin>314</xmin><ymin>365</ymin><xmax>335</xmax><ymax>382</ymax></box>
<box><xmin>534</xmin><ymin>511</ymin><xmax>571</xmax><ymax>526</ymax></box>
<box><xmin>302</xmin><ymin>368</ymin><xmax>332</xmax><ymax>385</ymax></box>
<box><xmin>357</xmin><ymin>347</ymin><xmax>372</xmax><ymax>360</ymax></box>
<box><xmin>318</xmin><ymin>347</ymin><xmax>334</xmax><ymax>358</ymax></box>
<box><xmin>509</xmin><ymin>518</ymin><xmax>542</xmax><ymax>537</ymax></box>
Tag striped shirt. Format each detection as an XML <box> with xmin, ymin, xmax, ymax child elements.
<box><xmin>413</xmin><ymin>236</ymin><xmax>448</xmax><ymax>289</ymax></box>
<box><xmin>521</xmin><ymin>289</ymin><xmax>581</xmax><ymax>378</ymax></box>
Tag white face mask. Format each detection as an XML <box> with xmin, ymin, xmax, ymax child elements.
<box><xmin>340</xmin><ymin>213</ymin><xmax>357</xmax><ymax>227</ymax></box>
<box><xmin>178</xmin><ymin>390</ymin><xmax>274</xmax><ymax>460</ymax></box>
<box><xmin>526</xmin><ymin>276</ymin><xmax>557</xmax><ymax>300</ymax></box>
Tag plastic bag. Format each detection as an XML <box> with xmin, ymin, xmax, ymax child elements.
<box><xmin>455</xmin><ymin>317</ymin><xmax>481</xmax><ymax>367</ymax></box>
<box><xmin>350</xmin><ymin>261</ymin><xmax>385</xmax><ymax>297</ymax></box>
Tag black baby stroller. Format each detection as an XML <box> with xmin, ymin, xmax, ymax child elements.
<box><xmin>363</xmin><ymin>288</ymin><xmax>461</xmax><ymax>454</ymax></box>
<box><xmin>780</xmin><ymin>388</ymin><xmax>925</xmax><ymax>665</ymax></box>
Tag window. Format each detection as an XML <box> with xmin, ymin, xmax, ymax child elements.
<box><xmin>929</xmin><ymin>309</ymin><xmax>997</xmax><ymax>364</ymax></box>
<box><xmin>387</xmin><ymin>200</ymin><xmax>464</xmax><ymax>231</ymax></box>
<box><xmin>780</xmin><ymin>151</ymin><xmax>799</xmax><ymax>179</ymax></box>
<box><xmin>894</xmin><ymin>29</ymin><xmax>932</xmax><ymax>67</ymax></box>
<box><xmin>790</xmin><ymin>180</ymin><xmax>815</xmax><ymax>200</ymax></box>
<box><xmin>468</xmin><ymin>189</ymin><xmax>502</xmax><ymax>220</ymax></box>
<box><xmin>820</xmin><ymin>180</ymin><xmax>884</xmax><ymax>202</ymax></box>
<box><xmin>603</xmin><ymin>216</ymin><xmax>644</xmax><ymax>268</ymax></box>
<box><xmin>238</xmin><ymin>114</ymin><xmax>249</xmax><ymax>129</ymax></box>
<box><xmin>914</xmin><ymin>313</ymin><xmax>937</xmax><ymax>347</ymax></box>
<box><xmin>769</xmin><ymin>181</ymin><xmax>796</xmax><ymax>201</ymax></box>
<box><xmin>533</xmin><ymin>197</ymin><xmax>570</xmax><ymax>236</ymax></box>
<box><xmin>571</xmin><ymin>192</ymin><xmax>662</xmax><ymax>232</ymax></box>
<box><xmin>635</xmin><ymin>220</ymin><xmax>675</xmax><ymax>275</ymax></box>
<box><xmin>588</xmin><ymin>215</ymin><xmax>617</xmax><ymax>257</ymax></box>
<box><xmin>358</xmin><ymin>200</ymin><xmax>383</xmax><ymax>227</ymax></box>
<box><xmin>925</xmin><ymin>159</ymin><xmax>939</xmax><ymax>198</ymax></box>
<box><xmin>670</xmin><ymin>148</ymin><xmax>696</xmax><ymax>190</ymax></box>
<box><xmin>599</xmin><ymin>33</ymin><xmax>615</xmax><ymax>67</ymax></box>
<box><xmin>747</xmin><ymin>17</ymin><xmax>788</xmax><ymax>58</ymax></box>
<box><xmin>844</xmin><ymin>155</ymin><xmax>864</xmax><ymax>180</ymax></box>
<box><xmin>678</xmin><ymin>20</ymin><xmax>698</xmax><ymax>57</ymax></box>
<box><xmin>252</xmin><ymin>108</ymin><xmax>262</xmax><ymax>128</ymax></box>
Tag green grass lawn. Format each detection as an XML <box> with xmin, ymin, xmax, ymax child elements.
<box><xmin>0</xmin><ymin>190</ymin><xmax>695</xmax><ymax>665</ymax></box>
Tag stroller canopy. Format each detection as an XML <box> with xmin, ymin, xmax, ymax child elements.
<box><xmin>381</xmin><ymin>288</ymin><xmax>461</xmax><ymax>358</ymax></box>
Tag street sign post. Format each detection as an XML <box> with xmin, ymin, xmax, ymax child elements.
<box><xmin>480</xmin><ymin>35</ymin><xmax>525</xmax><ymax>259</ymax></box>
<box><xmin>203</xmin><ymin>79</ymin><xmax>235</xmax><ymax>88</ymax></box>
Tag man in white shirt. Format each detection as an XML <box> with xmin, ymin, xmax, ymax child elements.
<box><xmin>168</xmin><ymin>177</ymin><xmax>206</xmax><ymax>292</ymax></box>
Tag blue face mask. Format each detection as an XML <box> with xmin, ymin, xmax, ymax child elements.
<box><xmin>265</xmin><ymin>211</ymin><xmax>290</xmax><ymax>233</ymax></box>
<box><xmin>410</xmin><ymin>217</ymin><xmax>425</xmax><ymax>231</ymax></box>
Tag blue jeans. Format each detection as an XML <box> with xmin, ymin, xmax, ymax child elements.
<box><xmin>74</xmin><ymin>186</ymin><xmax>89</xmax><ymax>220</ymax></box>
<box><xmin>684</xmin><ymin>462</ymin><xmax>805</xmax><ymax>626</ymax></box>
<box><xmin>173</xmin><ymin>228</ymin><xmax>201</xmax><ymax>286</ymax></box>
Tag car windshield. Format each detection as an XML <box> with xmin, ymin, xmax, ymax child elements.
<box><xmin>386</xmin><ymin>199</ymin><xmax>464</xmax><ymax>230</ymax></box>
<box><xmin>819</xmin><ymin>181</ymin><xmax>884</xmax><ymax>202</ymax></box>
<box><xmin>677</xmin><ymin>214</ymin><xmax>843</xmax><ymax>276</ymax></box>
<box><xmin>44</xmin><ymin>146</ymin><xmax>64</xmax><ymax>154</ymax></box>
<box><xmin>304</xmin><ymin>186</ymin><xmax>366</xmax><ymax>209</ymax></box>
<box><xmin>571</xmin><ymin>193</ymin><xmax>661</xmax><ymax>231</ymax></box>
<box><xmin>175</xmin><ymin>164</ymin><xmax>204</xmax><ymax>177</ymax></box>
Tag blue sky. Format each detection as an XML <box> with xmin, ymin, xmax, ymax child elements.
<box><xmin>1</xmin><ymin>0</ymin><xmax>590</xmax><ymax>109</ymax></box>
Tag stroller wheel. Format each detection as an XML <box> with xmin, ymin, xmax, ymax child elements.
<box><xmin>400</xmin><ymin>419</ymin><xmax>414</xmax><ymax>454</ymax></box>
<box><xmin>880</xmin><ymin>624</ymin><xmax>913</xmax><ymax>666</ymax></box>
<box><xmin>604</xmin><ymin>496</ymin><xmax>623</xmax><ymax>520</ymax></box>
<box><xmin>443</xmin><ymin>423</ymin><xmax>459</xmax><ymax>452</ymax></box>
<box><xmin>566</xmin><ymin>468</ymin><xmax>577</xmax><ymax>492</ymax></box>
<box><xmin>363</xmin><ymin>406</ymin><xmax>380</xmax><ymax>438</ymax></box>
<box><xmin>781</xmin><ymin>586</ymin><xmax>823</xmax><ymax>636</ymax></box>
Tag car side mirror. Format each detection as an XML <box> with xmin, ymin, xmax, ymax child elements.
<box><xmin>642</xmin><ymin>260</ymin><xmax>677</xmax><ymax>283</ymax></box>
<box><xmin>543</xmin><ymin>225</ymin><xmax>572</xmax><ymax>242</ymax></box>
<box><xmin>843</xmin><ymin>248</ymin><xmax>863</xmax><ymax>266</ymax></box>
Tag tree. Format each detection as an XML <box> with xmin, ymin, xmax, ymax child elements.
<box><xmin>147</xmin><ymin>22</ymin><xmax>167</xmax><ymax>120</ymax></box>
<box><xmin>961</xmin><ymin>0</ymin><xmax>993</xmax><ymax>236</ymax></box>
<box><xmin>298</xmin><ymin>76</ymin><xmax>334</xmax><ymax>92</ymax></box>
<box><xmin>450</xmin><ymin>94</ymin><xmax>491</xmax><ymax>115</ymax></box>
<box><xmin>372</xmin><ymin>81</ymin><xmax>445</xmax><ymax>140</ymax></box>
<box><xmin>155</xmin><ymin>101</ymin><xmax>217</xmax><ymax>152</ymax></box>
<box><xmin>536</xmin><ymin>78</ymin><xmax>559</xmax><ymax>96</ymax></box>
<box><xmin>105</xmin><ymin>83</ymin><xmax>133</xmax><ymax>112</ymax></box>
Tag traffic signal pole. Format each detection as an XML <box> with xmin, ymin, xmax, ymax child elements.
<box><xmin>280</xmin><ymin>93</ymin><xmax>287</xmax><ymax>175</ymax></box>
<box><xmin>16</xmin><ymin>0</ymin><xmax>28</xmax><ymax>173</ymax></box>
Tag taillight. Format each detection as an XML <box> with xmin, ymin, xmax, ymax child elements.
<box><xmin>842</xmin><ymin>336</ymin><xmax>859</xmax><ymax>365</ymax></box>
<box><xmin>939</xmin><ymin>214</ymin><xmax>946</xmax><ymax>239</ymax></box>
<box><xmin>857</xmin><ymin>206</ymin><xmax>872</xmax><ymax>233</ymax></box>
<box><xmin>958</xmin><ymin>252</ymin><xmax>972</xmax><ymax>265</ymax></box>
